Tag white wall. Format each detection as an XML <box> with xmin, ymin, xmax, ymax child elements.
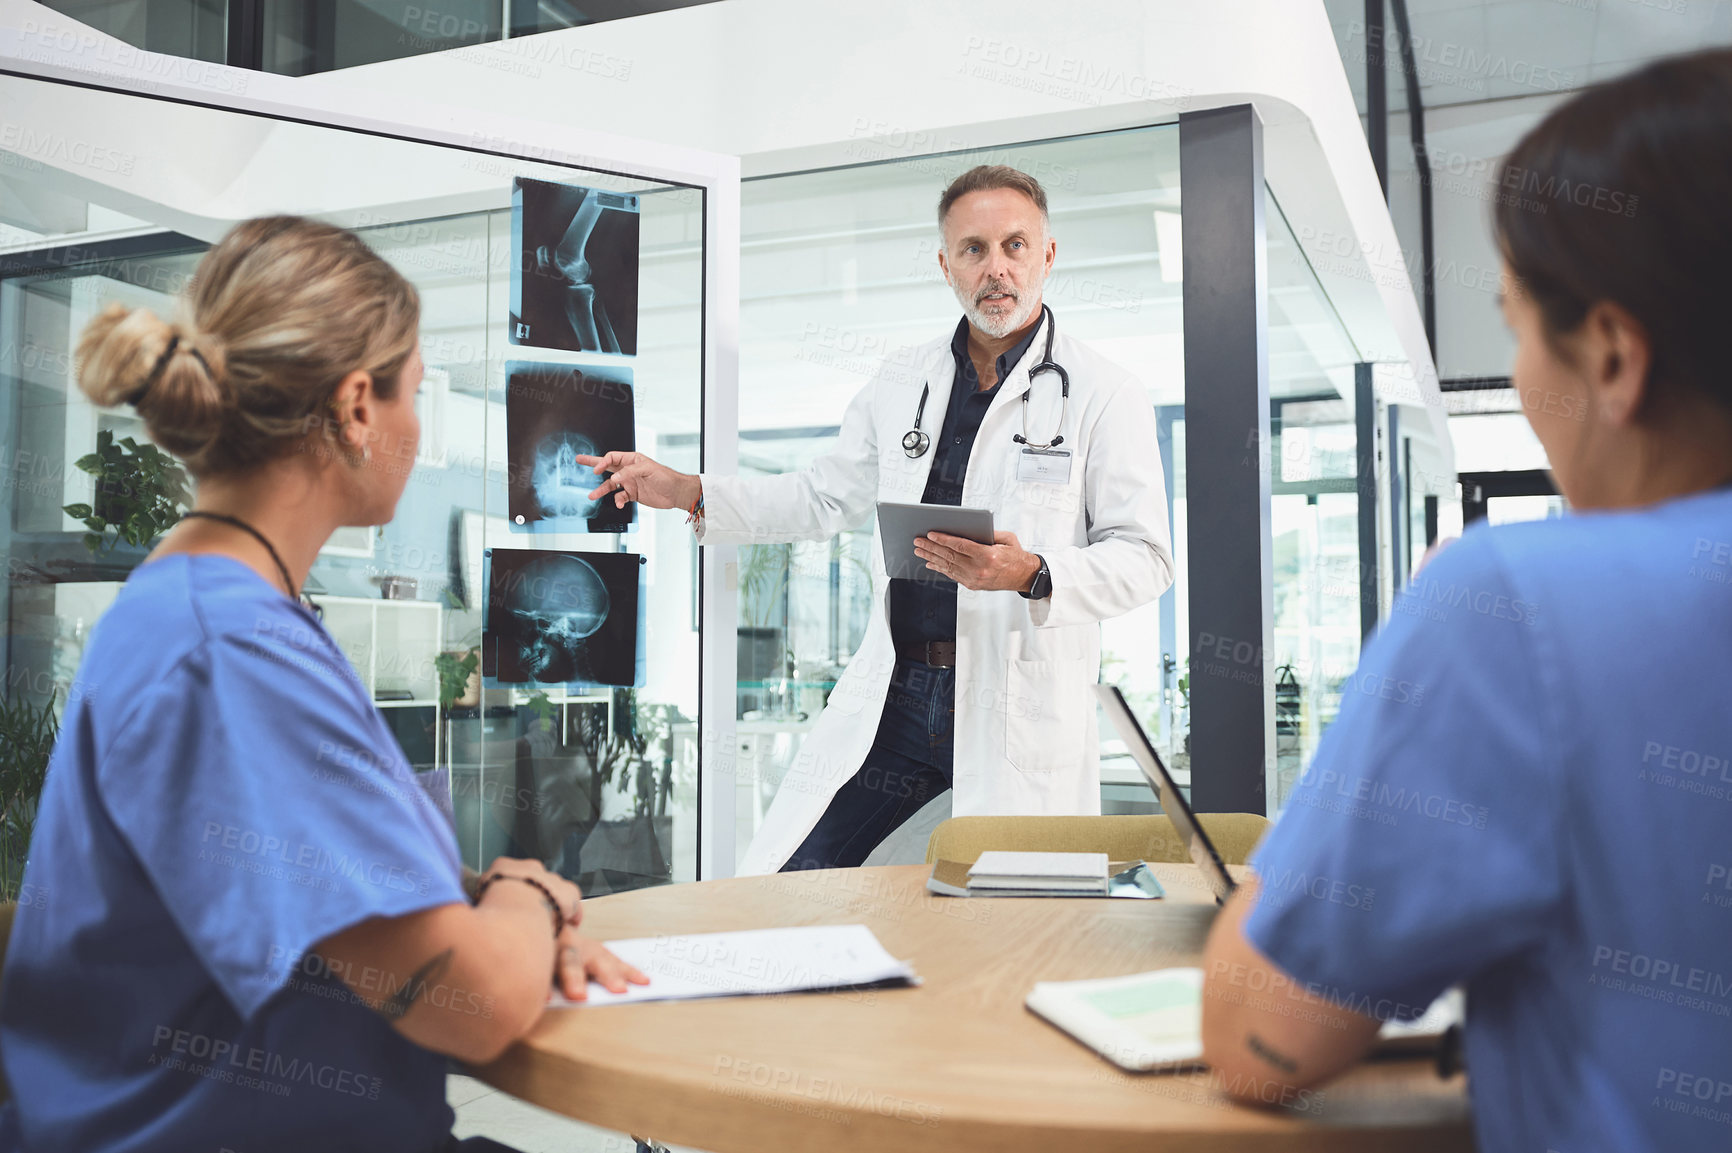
<box><xmin>303</xmin><ymin>0</ymin><xmax>1452</xmax><ymax>455</ymax></box>
<box><xmin>1385</xmin><ymin>89</ymin><xmax>1572</xmax><ymax>382</ymax></box>
<box><xmin>1</xmin><ymin>0</ymin><xmax>1451</xmax><ymax>452</ymax></box>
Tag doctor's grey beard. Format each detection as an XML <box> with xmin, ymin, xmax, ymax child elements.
<box><xmin>954</xmin><ymin>271</ymin><xmax>1046</xmax><ymax>338</ymax></box>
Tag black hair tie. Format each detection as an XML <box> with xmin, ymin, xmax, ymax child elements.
<box><xmin>127</xmin><ymin>335</ymin><xmax>214</xmax><ymax>406</ymax></box>
<box><xmin>128</xmin><ymin>335</ymin><xmax>181</xmax><ymax>406</ymax></box>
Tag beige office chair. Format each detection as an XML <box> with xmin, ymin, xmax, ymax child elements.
<box><xmin>925</xmin><ymin>813</ymin><xmax>1270</xmax><ymax>867</ymax></box>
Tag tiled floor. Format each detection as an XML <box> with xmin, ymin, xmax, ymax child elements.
<box><xmin>449</xmin><ymin>1074</ymin><xmax>709</xmax><ymax>1153</ymax></box>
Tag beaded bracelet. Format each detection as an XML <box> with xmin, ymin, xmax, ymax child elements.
<box><xmin>475</xmin><ymin>873</ymin><xmax>565</xmax><ymax>939</ymax></box>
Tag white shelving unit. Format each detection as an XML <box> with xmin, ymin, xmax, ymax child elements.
<box><xmin>317</xmin><ymin>594</ymin><xmax>445</xmax><ymax>761</ymax></box>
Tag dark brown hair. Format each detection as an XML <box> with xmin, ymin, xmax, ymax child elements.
<box><xmin>1495</xmin><ymin>48</ymin><xmax>1732</xmax><ymax>410</ymax></box>
<box><xmin>938</xmin><ymin>165</ymin><xmax>1049</xmax><ymax>232</ymax></box>
<box><xmin>77</xmin><ymin>216</ymin><xmax>420</xmax><ymax>476</ymax></box>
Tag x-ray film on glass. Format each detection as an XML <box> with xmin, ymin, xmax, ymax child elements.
<box><xmin>483</xmin><ymin>548</ymin><xmax>645</xmax><ymax>688</ymax></box>
<box><xmin>505</xmin><ymin>361</ymin><xmax>636</xmax><ymax>534</ymax></box>
<box><xmin>509</xmin><ymin>177</ymin><xmax>640</xmax><ymax>356</ymax></box>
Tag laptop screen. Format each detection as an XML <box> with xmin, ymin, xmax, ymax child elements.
<box><xmin>1094</xmin><ymin>684</ymin><xmax>1238</xmax><ymax>904</ymax></box>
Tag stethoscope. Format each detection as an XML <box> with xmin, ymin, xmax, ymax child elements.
<box><xmin>902</xmin><ymin>304</ymin><xmax>1070</xmax><ymax>458</ymax></box>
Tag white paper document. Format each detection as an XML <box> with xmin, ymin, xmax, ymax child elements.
<box><xmin>555</xmin><ymin>924</ymin><xmax>918</xmax><ymax>1007</ymax></box>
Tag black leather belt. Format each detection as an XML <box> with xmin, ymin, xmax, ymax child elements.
<box><xmin>895</xmin><ymin>638</ymin><xmax>957</xmax><ymax>668</ymax></box>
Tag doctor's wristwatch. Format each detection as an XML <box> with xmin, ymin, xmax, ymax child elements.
<box><xmin>1019</xmin><ymin>554</ymin><xmax>1052</xmax><ymax>600</ymax></box>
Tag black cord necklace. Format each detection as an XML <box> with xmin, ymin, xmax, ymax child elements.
<box><xmin>180</xmin><ymin>510</ymin><xmax>300</xmax><ymax>602</ymax></box>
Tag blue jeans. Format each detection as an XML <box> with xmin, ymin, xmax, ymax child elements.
<box><xmin>781</xmin><ymin>660</ymin><xmax>955</xmax><ymax>871</ymax></box>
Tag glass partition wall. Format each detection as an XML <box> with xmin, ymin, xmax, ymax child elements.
<box><xmin>734</xmin><ymin>126</ymin><xmax>1185</xmax><ymax>863</ymax></box>
<box><xmin>1266</xmin><ymin>192</ymin><xmax>1366</xmax><ymax>808</ymax></box>
<box><xmin>1263</xmin><ymin>190</ymin><xmax>1457</xmax><ymax>809</ymax></box>
<box><xmin>730</xmin><ymin>128</ymin><xmax>1426</xmax><ymax>854</ymax></box>
<box><xmin>2</xmin><ymin>69</ymin><xmax>1421</xmax><ymax>882</ymax></box>
<box><xmin>0</xmin><ymin>72</ymin><xmax>708</xmax><ymax>894</ymax></box>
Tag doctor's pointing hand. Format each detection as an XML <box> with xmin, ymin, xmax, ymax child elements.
<box><xmin>580</xmin><ymin>164</ymin><xmax>1173</xmax><ymax>875</ymax></box>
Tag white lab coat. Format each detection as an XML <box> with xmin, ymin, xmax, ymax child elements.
<box><xmin>700</xmin><ymin>313</ymin><xmax>1174</xmax><ymax>875</ymax></box>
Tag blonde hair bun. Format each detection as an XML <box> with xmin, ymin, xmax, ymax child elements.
<box><xmin>73</xmin><ymin>217</ymin><xmax>418</xmax><ymax>477</ymax></box>
<box><xmin>76</xmin><ymin>302</ymin><xmax>230</xmax><ymax>462</ymax></box>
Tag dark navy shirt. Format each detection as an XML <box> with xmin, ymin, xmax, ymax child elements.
<box><xmin>889</xmin><ymin>316</ymin><xmax>1040</xmax><ymax>649</ymax></box>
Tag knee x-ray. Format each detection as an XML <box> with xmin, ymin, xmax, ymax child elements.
<box><xmin>509</xmin><ymin>177</ymin><xmax>640</xmax><ymax>356</ymax></box>
<box><xmin>483</xmin><ymin>548</ymin><xmax>645</xmax><ymax>688</ymax></box>
<box><xmin>506</xmin><ymin>362</ymin><xmax>635</xmax><ymax>534</ymax></box>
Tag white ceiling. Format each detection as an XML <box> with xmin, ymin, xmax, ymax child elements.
<box><xmin>1324</xmin><ymin>0</ymin><xmax>1732</xmax><ymax>114</ymax></box>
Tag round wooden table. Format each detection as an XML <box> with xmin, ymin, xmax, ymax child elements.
<box><xmin>473</xmin><ymin>864</ymin><xmax>1473</xmax><ymax>1152</ymax></box>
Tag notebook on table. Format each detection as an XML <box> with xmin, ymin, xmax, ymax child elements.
<box><xmin>1026</xmin><ymin>968</ymin><xmax>1465</xmax><ymax>1072</ymax></box>
<box><xmin>1027</xmin><ymin>968</ymin><xmax>1207</xmax><ymax>1071</ymax></box>
<box><xmin>966</xmin><ymin>850</ymin><xmax>1110</xmax><ymax>895</ymax></box>
<box><xmin>927</xmin><ymin>858</ymin><xmax>1167</xmax><ymax>900</ymax></box>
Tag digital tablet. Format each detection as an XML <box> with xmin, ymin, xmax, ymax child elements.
<box><xmin>876</xmin><ymin>501</ymin><xmax>995</xmax><ymax>583</ymax></box>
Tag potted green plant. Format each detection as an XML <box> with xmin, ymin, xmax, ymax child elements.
<box><xmin>501</xmin><ymin>688</ymin><xmax>681</xmax><ymax>896</ymax></box>
<box><xmin>435</xmin><ymin>648</ymin><xmax>480</xmax><ymax>712</ymax></box>
<box><xmin>564</xmin><ymin>691</ymin><xmax>680</xmax><ymax>895</ymax></box>
<box><xmin>62</xmin><ymin>430</ymin><xmax>191</xmax><ymax>553</ymax></box>
<box><xmin>737</xmin><ymin>541</ymin><xmax>792</xmax><ymax>630</ymax></box>
<box><xmin>1175</xmin><ymin>659</ymin><xmax>1191</xmax><ymax>765</ymax></box>
<box><xmin>431</xmin><ymin>606</ymin><xmax>482</xmax><ymax>775</ymax></box>
<box><xmin>0</xmin><ymin>691</ymin><xmax>58</xmax><ymax>901</ymax></box>
<box><xmin>737</xmin><ymin>542</ymin><xmax>795</xmax><ymax>707</ymax></box>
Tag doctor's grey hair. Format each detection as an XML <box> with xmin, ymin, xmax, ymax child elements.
<box><xmin>937</xmin><ymin>165</ymin><xmax>1049</xmax><ymax>234</ymax></box>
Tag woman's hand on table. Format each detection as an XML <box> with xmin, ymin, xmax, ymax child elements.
<box><xmin>474</xmin><ymin>858</ymin><xmax>649</xmax><ymax>1001</ymax></box>
<box><xmin>555</xmin><ymin>930</ymin><xmax>650</xmax><ymax>1001</ymax></box>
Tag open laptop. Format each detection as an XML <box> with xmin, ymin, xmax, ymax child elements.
<box><xmin>1094</xmin><ymin>684</ymin><xmax>1466</xmax><ymax>1054</ymax></box>
<box><xmin>1094</xmin><ymin>684</ymin><xmax>1238</xmax><ymax>905</ymax></box>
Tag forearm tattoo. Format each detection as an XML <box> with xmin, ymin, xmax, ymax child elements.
<box><xmin>1246</xmin><ymin>1032</ymin><xmax>1300</xmax><ymax>1074</ymax></box>
<box><xmin>381</xmin><ymin>948</ymin><xmax>454</xmax><ymax>1021</ymax></box>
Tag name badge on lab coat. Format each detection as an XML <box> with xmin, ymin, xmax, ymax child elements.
<box><xmin>1017</xmin><ymin>448</ymin><xmax>1073</xmax><ymax>485</ymax></box>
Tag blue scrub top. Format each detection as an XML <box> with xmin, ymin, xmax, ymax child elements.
<box><xmin>1246</xmin><ymin>486</ymin><xmax>1732</xmax><ymax>1153</ymax></box>
<box><xmin>0</xmin><ymin>555</ymin><xmax>468</xmax><ymax>1153</ymax></box>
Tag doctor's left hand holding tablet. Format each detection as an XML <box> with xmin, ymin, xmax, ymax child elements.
<box><xmin>914</xmin><ymin>528</ymin><xmax>1042</xmax><ymax>591</ymax></box>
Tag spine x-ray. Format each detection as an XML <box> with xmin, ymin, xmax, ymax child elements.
<box><xmin>483</xmin><ymin>549</ymin><xmax>645</xmax><ymax>688</ymax></box>
<box><xmin>510</xmin><ymin>178</ymin><xmax>640</xmax><ymax>356</ymax></box>
<box><xmin>505</xmin><ymin>362</ymin><xmax>636</xmax><ymax>534</ymax></box>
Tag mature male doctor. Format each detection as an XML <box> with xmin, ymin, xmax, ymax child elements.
<box><xmin>579</xmin><ymin>165</ymin><xmax>1173</xmax><ymax>874</ymax></box>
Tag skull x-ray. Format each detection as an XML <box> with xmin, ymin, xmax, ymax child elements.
<box><xmin>506</xmin><ymin>362</ymin><xmax>635</xmax><ymax>534</ymax></box>
<box><xmin>483</xmin><ymin>549</ymin><xmax>644</xmax><ymax>687</ymax></box>
<box><xmin>509</xmin><ymin>177</ymin><xmax>640</xmax><ymax>356</ymax></box>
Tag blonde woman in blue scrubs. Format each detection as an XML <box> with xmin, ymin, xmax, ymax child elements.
<box><xmin>0</xmin><ymin>216</ymin><xmax>644</xmax><ymax>1153</ymax></box>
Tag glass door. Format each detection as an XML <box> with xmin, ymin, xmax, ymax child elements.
<box><xmin>0</xmin><ymin>69</ymin><xmax>721</xmax><ymax>895</ymax></box>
